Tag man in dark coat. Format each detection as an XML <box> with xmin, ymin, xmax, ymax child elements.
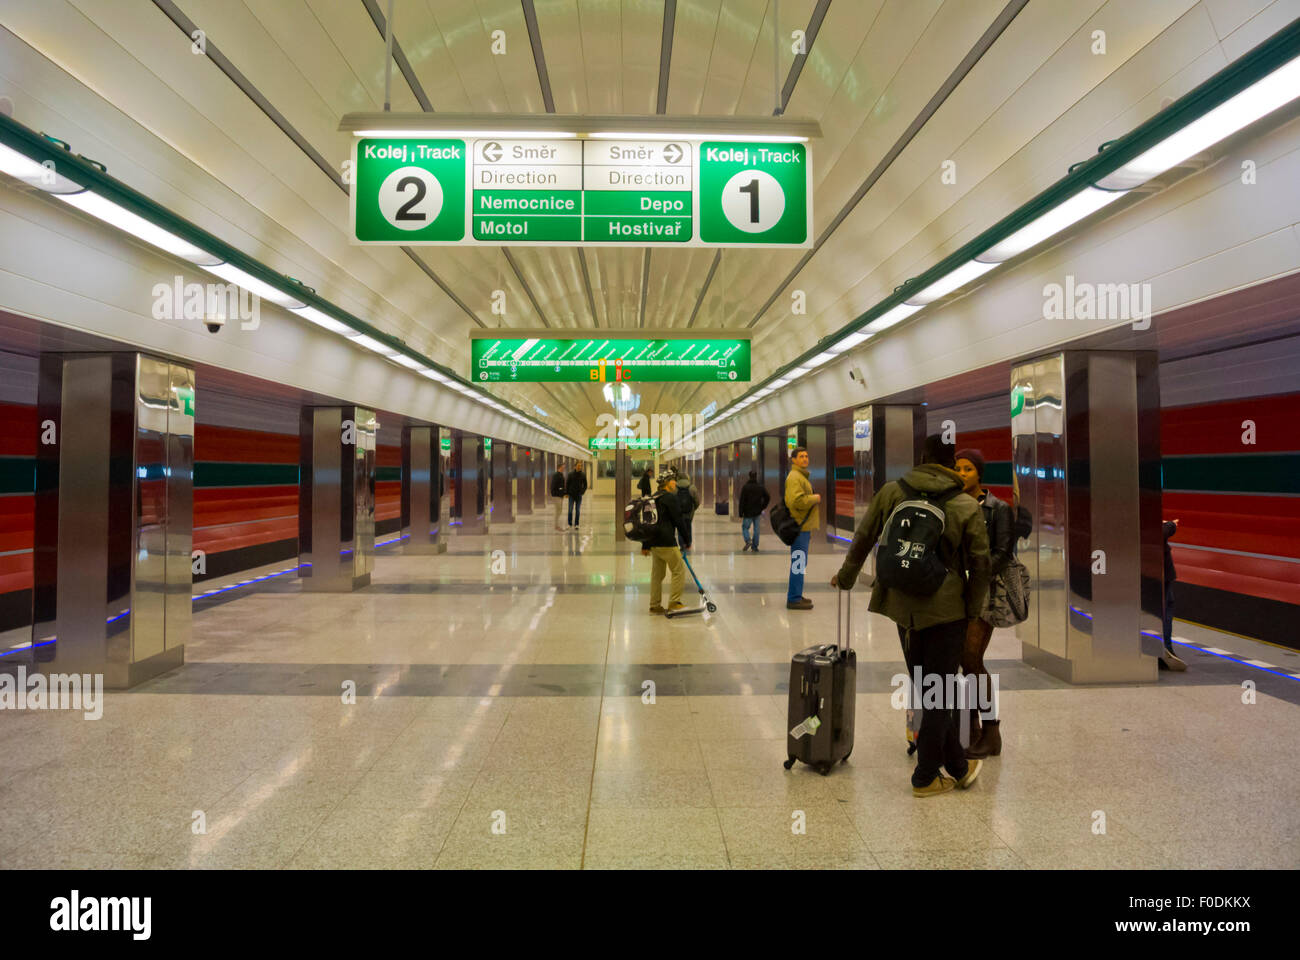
<box><xmin>565</xmin><ymin>462</ymin><xmax>588</xmax><ymax>528</ymax></box>
<box><xmin>737</xmin><ymin>471</ymin><xmax>770</xmax><ymax>552</ymax></box>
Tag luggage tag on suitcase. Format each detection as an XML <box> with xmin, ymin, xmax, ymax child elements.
<box><xmin>789</xmin><ymin>715</ymin><xmax>822</xmax><ymax>739</ymax></box>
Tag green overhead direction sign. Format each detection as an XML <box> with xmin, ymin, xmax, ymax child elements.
<box><xmin>351</xmin><ymin>137</ymin><xmax>810</xmax><ymax>247</ymax></box>
<box><xmin>470</xmin><ymin>332</ymin><xmax>751</xmax><ymax>383</ymax></box>
<box><xmin>589</xmin><ymin>437</ymin><xmax>660</xmax><ymax>450</ymax></box>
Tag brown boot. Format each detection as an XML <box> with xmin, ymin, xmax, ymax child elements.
<box><xmin>966</xmin><ymin>709</ymin><xmax>982</xmax><ymax>750</ymax></box>
<box><xmin>966</xmin><ymin>720</ymin><xmax>1001</xmax><ymax>759</ymax></box>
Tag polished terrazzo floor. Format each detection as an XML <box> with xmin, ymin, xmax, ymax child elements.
<box><xmin>1</xmin><ymin>496</ymin><xmax>1297</xmax><ymax>869</ymax></box>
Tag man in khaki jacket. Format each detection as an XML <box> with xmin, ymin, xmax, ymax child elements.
<box><xmin>784</xmin><ymin>446</ymin><xmax>821</xmax><ymax>610</ymax></box>
<box><xmin>830</xmin><ymin>435</ymin><xmax>990</xmax><ymax>798</ymax></box>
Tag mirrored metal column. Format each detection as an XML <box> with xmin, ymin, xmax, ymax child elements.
<box><xmin>492</xmin><ymin>440</ymin><xmax>514</xmax><ymax>523</ymax></box>
<box><xmin>450</xmin><ymin>432</ymin><xmax>488</xmax><ymax>535</ymax></box>
<box><xmin>852</xmin><ymin>404</ymin><xmax>925</xmax><ymax>525</ymax></box>
<box><xmin>299</xmin><ymin>405</ymin><xmax>375</xmax><ymax>591</ymax></box>
<box><xmin>401</xmin><ymin>424</ymin><xmax>445</xmax><ymax>555</ymax></box>
<box><xmin>517</xmin><ymin>448</ymin><xmax>534</xmax><ymax>515</ymax></box>
<box><xmin>614</xmin><ymin>442</ymin><xmax>632</xmax><ymax>542</ymax></box>
<box><xmin>30</xmin><ymin>352</ymin><xmax>192</xmax><ymax>688</ymax></box>
<box><xmin>1012</xmin><ymin>350</ymin><xmax>1162</xmax><ymax>684</ymax></box>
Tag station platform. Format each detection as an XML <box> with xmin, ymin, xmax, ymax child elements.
<box><xmin>3</xmin><ymin>498</ymin><xmax>1295</xmax><ymax>871</ymax></box>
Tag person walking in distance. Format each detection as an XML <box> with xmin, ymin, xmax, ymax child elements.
<box><xmin>830</xmin><ymin>435</ymin><xmax>991</xmax><ymax>797</ymax></box>
<box><xmin>784</xmin><ymin>447</ymin><xmax>820</xmax><ymax>610</ymax></box>
<box><xmin>637</xmin><ymin>467</ymin><xmax>653</xmax><ymax>497</ymax></box>
<box><xmin>565</xmin><ymin>462</ymin><xmax>587</xmax><ymax>528</ymax></box>
<box><xmin>550</xmin><ymin>461</ymin><xmax>568</xmax><ymax>531</ymax></box>
<box><xmin>644</xmin><ymin>468</ymin><xmax>691</xmax><ymax>615</ymax></box>
<box><xmin>738</xmin><ymin>470</ymin><xmax>770</xmax><ymax>552</ymax></box>
<box><xmin>954</xmin><ymin>448</ymin><xmax>1013</xmax><ymax>758</ymax></box>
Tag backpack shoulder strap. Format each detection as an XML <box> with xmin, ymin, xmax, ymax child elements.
<box><xmin>895</xmin><ymin>479</ymin><xmax>916</xmax><ymax>500</ymax></box>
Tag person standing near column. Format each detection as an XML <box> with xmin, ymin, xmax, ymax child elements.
<box><xmin>1161</xmin><ymin>519</ymin><xmax>1187</xmax><ymax>670</ymax></box>
<box><xmin>830</xmin><ymin>435</ymin><xmax>991</xmax><ymax>797</ymax></box>
<box><xmin>550</xmin><ymin>461</ymin><xmax>568</xmax><ymax>531</ymax></box>
<box><xmin>638</xmin><ymin>467</ymin><xmax>653</xmax><ymax>497</ymax></box>
<box><xmin>566</xmin><ymin>461</ymin><xmax>587</xmax><ymax>528</ymax></box>
<box><xmin>784</xmin><ymin>447</ymin><xmax>820</xmax><ymax>611</ymax></box>
<box><xmin>954</xmin><ymin>448</ymin><xmax>1013</xmax><ymax>758</ymax></box>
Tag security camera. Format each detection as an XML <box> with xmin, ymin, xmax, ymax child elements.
<box><xmin>204</xmin><ymin>317</ymin><xmax>225</xmax><ymax>334</ymax></box>
<box><xmin>848</xmin><ymin>364</ymin><xmax>867</xmax><ymax>388</ymax></box>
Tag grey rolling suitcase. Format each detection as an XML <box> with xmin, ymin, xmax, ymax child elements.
<box><xmin>783</xmin><ymin>588</ymin><xmax>856</xmax><ymax>776</ymax></box>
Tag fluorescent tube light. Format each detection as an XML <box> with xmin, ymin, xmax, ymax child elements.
<box><xmin>905</xmin><ymin>260</ymin><xmax>998</xmax><ymax>305</ymax></box>
<box><xmin>292</xmin><ymin>305</ymin><xmax>353</xmax><ymax>334</ymax></box>
<box><xmin>828</xmin><ymin>331</ymin><xmax>871</xmax><ymax>353</ymax></box>
<box><xmin>977</xmin><ymin>187</ymin><xmax>1126</xmax><ymax>262</ymax></box>
<box><xmin>1098</xmin><ymin>54</ymin><xmax>1300</xmax><ymax>190</ymax></box>
<box><xmin>58</xmin><ymin>190</ymin><xmax>218</xmax><ymax>263</ymax></box>
<box><xmin>0</xmin><ymin>143</ymin><xmax>82</xmax><ymax>193</ymax></box>
<box><xmin>804</xmin><ymin>351</ymin><xmax>837</xmax><ymax>368</ymax></box>
<box><xmin>206</xmin><ymin>262</ymin><xmax>306</xmax><ymax>308</ymax></box>
<box><xmin>420</xmin><ymin>369</ymin><xmax>452</xmax><ymax>383</ymax></box>
<box><xmin>391</xmin><ymin>354</ymin><xmax>426</xmax><ymax>370</ymax></box>
<box><xmin>863</xmin><ymin>303</ymin><xmax>923</xmax><ymax>334</ymax></box>
<box><xmin>348</xmin><ymin>333</ymin><xmax>398</xmax><ymax>356</ymax></box>
<box><xmin>769</xmin><ymin>378</ymin><xmax>791</xmax><ymax>389</ymax></box>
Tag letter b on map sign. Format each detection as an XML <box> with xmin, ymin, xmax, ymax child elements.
<box><xmin>699</xmin><ymin>142</ymin><xmax>808</xmax><ymax>245</ymax></box>
<box><xmin>353</xmin><ymin>139</ymin><xmax>466</xmax><ymax>242</ymax></box>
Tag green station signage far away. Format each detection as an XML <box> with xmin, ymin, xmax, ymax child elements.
<box><xmin>350</xmin><ymin>136</ymin><xmax>811</xmax><ymax>248</ymax></box>
<box><xmin>589</xmin><ymin>437</ymin><xmax>660</xmax><ymax>450</ymax></box>
<box><xmin>470</xmin><ymin>332</ymin><xmax>750</xmax><ymax>383</ymax></box>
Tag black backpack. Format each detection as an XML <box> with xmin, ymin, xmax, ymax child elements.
<box><xmin>623</xmin><ymin>496</ymin><xmax>659</xmax><ymax>543</ymax></box>
<box><xmin>769</xmin><ymin>500</ymin><xmax>812</xmax><ymax>546</ymax></box>
<box><xmin>875</xmin><ymin>480</ymin><xmax>961</xmax><ymax>596</ymax></box>
<box><xmin>550</xmin><ymin>471</ymin><xmax>565</xmax><ymax>497</ymax></box>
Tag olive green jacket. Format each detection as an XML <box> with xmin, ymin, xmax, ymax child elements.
<box><xmin>834</xmin><ymin>463</ymin><xmax>990</xmax><ymax>630</ymax></box>
<box><xmin>784</xmin><ymin>464</ymin><xmax>819</xmax><ymax>532</ymax></box>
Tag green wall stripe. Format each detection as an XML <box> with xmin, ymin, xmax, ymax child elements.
<box><xmin>375</xmin><ymin>466</ymin><xmax>401</xmax><ymax>482</ymax></box>
<box><xmin>195</xmin><ymin>463</ymin><xmax>299</xmax><ymax>487</ymax></box>
<box><xmin>0</xmin><ymin>458</ymin><xmax>32</xmax><ymax>495</ymax></box>
<box><xmin>1162</xmin><ymin>453</ymin><xmax>1298</xmax><ymax>494</ymax></box>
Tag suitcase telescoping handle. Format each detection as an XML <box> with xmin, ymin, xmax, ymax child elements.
<box><xmin>835</xmin><ymin>584</ymin><xmax>851</xmax><ymax>652</ymax></box>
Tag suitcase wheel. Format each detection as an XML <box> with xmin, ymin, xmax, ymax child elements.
<box><xmin>706</xmin><ymin>602</ymin><xmax>717</xmax><ymax>613</ymax></box>
<box><xmin>817</xmin><ymin>763</ymin><xmax>831</xmax><ymax>776</ymax></box>
<box><xmin>906</xmin><ymin>741</ymin><xmax>917</xmax><ymax>756</ymax></box>
<box><xmin>783</xmin><ymin>756</ymin><xmax>796</xmax><ymax>771</ymax></box>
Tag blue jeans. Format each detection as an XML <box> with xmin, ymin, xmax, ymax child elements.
<box><xmin>568</xmin><ymin>495</ymin><xmax>582</xmax><ymax>525</ymax></box>
<box><xmin>741</xmin><ymin>516</ymin><xmax>759</xmax><ymax>547</ymax></box>
<box><xmin>787</xmin><ymin>530</ymin><xmax>810</xmax><ymax>602</ymax></box>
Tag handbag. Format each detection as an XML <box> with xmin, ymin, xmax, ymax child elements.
<box><xmin>769</xmin><ymin>500</ymin><xmax>812</xmax><ymax>546</ymax></box>
<box><xmin>987</xmin><ymin>557</ymin><xmax>1031</xmax><ymax>628</ymax></box>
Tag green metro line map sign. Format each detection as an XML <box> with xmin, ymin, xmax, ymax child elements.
<box><xmin>350</xmin><ymin>137</ymin><xmax>811</xmax><ymax>248</ymax></box>
<box><xmin>589</xmin><ymin>437</ymin><xmax>660</xmax><ymax>450</ymax></box>
<box><xmin>470</xmin><ymin>332</ymin><xmax>750</xmax><ymax>383</ymax></box>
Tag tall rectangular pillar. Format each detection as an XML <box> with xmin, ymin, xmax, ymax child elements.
<box><xmin>300</xmin><ymin>406</ymin><xmax>375</xmax><ymax>591</ymax></box>
<box><xmin>450</xmin><ymin>432</ymin><xmax>488</xmax><ymax>534</ymax></box>
<box><xmin>492</xmin><ymin>440</ymin><xmax>514</xmax><ymax>523</ymax></box>
<box><xmin>614</xmin><ymin>443</ymin><xmax>632</xmax><ymax>542</ymax></box>
<box><xmin>517</xmin><ymin>448</ymin><xmax>534</xmax><ymax>515</ymax></box>
<box><xmin>30</xmin><ymin>353</ymin><xmax>192</xmax><ymax>688</ymax></box>
<box><xmin>852</xmin><ymin>404</ymin><xmax>925</xmax><ymax>528</ymax></box>
<box><xmin>401</xmin><ymin>424</ymin><xmax>446</xmax><ymax>554</ymax></box>
<box><xmin>1012</xmin><ymin>350</ymin><xmax>1162</xmax><ymax>684</ymax></box>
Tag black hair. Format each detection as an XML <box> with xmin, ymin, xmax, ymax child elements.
<box><xmin>921</xmin><ymin>434</ymin><xmax>955</xmax><ymax>468</ymax></box>
<box><xmin>792</xmin><ymin>446</ymin><xmax>808</xmax><ymax>459</ymax></box>
<box><xmin>748</xmin><ymin>470</ymin><xmax>757</xmax><ymax>480</ymax></box>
